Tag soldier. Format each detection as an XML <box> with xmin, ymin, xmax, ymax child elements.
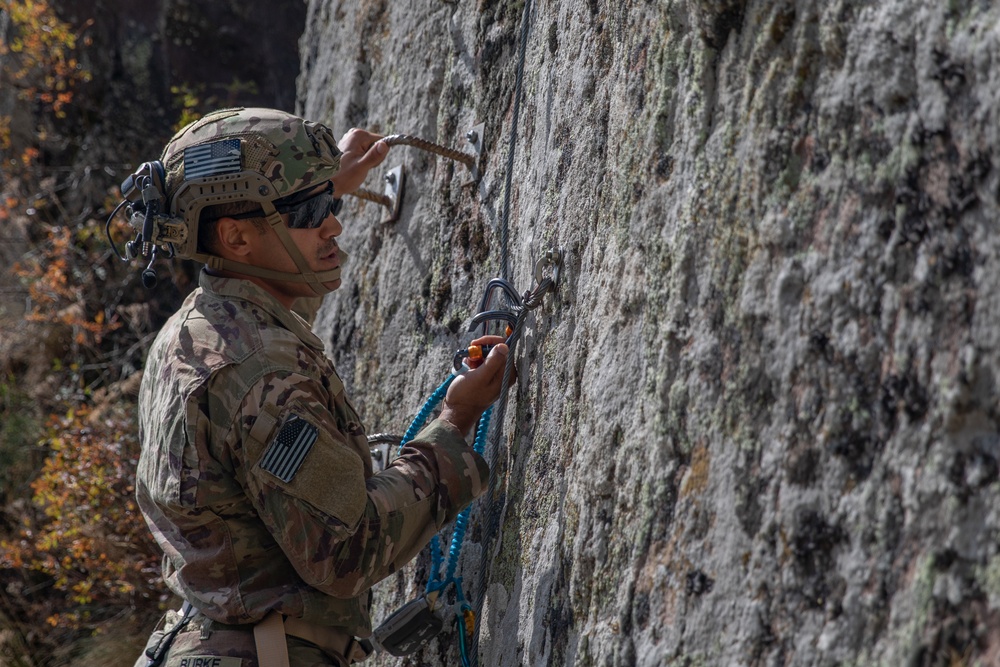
<box><xmin>130</xmin><ymin>108</ymin><xmax>506</xmax><ymax>666</ymax></box>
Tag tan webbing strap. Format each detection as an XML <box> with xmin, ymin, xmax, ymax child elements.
<box><xmin>253</xmin><ymin>611</ymin><xmax>290</xmax><ymax>667</ymax></box>
<box><xmin>191</xmin><ymin>200</ymin><xmax>340</xmax><ymax>291</ymax></box>
<box><xmin>283</xmin><ymin>616</ymin><xmax>355</xmax><ymax>660</ymax></box>
<box><xmin>265</xmin><ymin>209</ymin><xmax>328</xmax><ymax>296</ymax></box>
<box><xmin>193</xmin><ymin>251</ymin><xmax>341</xmax><ymax>285</ymax></box>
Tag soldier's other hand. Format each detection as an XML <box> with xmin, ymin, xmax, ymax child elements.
<box><xmin>440</xmin><ymin>335</ymin><xmax>511</xmax><ymax>436</ymax></box>
<box><xmin>331</xmin><ymin>128</ymin><xmax>390</xmax><ymax>195</ymax></box>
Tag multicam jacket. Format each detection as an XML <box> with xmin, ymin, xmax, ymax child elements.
<box><xmin>136</xmin><ymin>271</ymin><xmax>489</xmax><ymax>636</ymax></box>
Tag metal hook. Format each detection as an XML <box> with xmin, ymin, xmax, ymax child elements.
<box><xmin>347</xmin><ymin>164</ymin><xmax>405</xmax><ymax>223</ymax></box>
<box><xmin>467</xmin><ymin>309</ymin><xmax>519</xmax><ymax>334</ymax></box>
<box><xmin>533</xmin><ymin>248</ymin><xmax>563</xmax><ymax>290</ymax></box>
<box><xmin>476</xmin><ymin>278</ymin><xmax>523</xmax><ymax>313</ymax></box>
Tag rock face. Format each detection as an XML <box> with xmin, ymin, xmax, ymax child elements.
<box><xmin>301</xmin><ymin>1</ymin><xmax>1000</xmax><ymax>665</ymax></box>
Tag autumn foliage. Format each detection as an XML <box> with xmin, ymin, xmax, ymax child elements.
<box><xmin>0</xmin><ymin>1</ymin><xmax>170</xmax><ymax>661</ymax></box>
<box><xmin>14</xmin><ymin>224</ymin><xmax>126</xmax><ymax>348</ymax></box>
<box><xmin>2</xmin><ymin>0</ymin><xmax>288</xmax><ymax>661</ymax></box>
<box><xmin>0</xmin><ymin>0</ymin><xmax>91</xmax><ymax>115</ymax></box>
<box><xmin>0</xmin><ymin>405</ymin><xmax>162</xmax><ymax>633</ymax></box>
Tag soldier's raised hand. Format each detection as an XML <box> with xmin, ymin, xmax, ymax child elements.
<box><xmin>439</xmin><ymin>335</ymin><xmax>510</xmax><ymax>435</ymax></box>
<box><xmin>331</xmin><ymin>128</ymin><xmax>390</xmax><ymax>195</ymax></box>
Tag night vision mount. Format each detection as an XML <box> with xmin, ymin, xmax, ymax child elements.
<box><xmin>105</xmin><ymin>160</ymin><xmax>188</xmax><ymax>289</ymax></box>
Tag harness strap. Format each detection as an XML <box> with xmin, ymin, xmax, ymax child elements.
<box><xmin>284</xmin><ymin>617</ymin><xmax>372</xmax><ymax>663</ymax></box>
<box><xmin>253</xmin><ymin>611</ymin><xmax>290</xmax><ymax>667</ymax></box>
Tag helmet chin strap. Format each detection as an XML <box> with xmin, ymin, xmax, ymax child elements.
<box><xmin>262</xmin><ymin>205</ymin><xmax>334</xmax><ymax>296</ymax></box>
<box><xmin>192</xmin><ymin>202</ymin><xmax>341</xmax><ymax>297</ymax></box>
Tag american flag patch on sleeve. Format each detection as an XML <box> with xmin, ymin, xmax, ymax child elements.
<box><xmin>183</xmin><ymin>138</ymin><xmax>242</xmax><ymax>179</ymax></box>
<box><xmin>260</xmin><ymin>415</ymin><xmax>318</xmax><ymax>482</ymax></box>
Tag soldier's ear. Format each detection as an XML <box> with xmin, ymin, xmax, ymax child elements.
<box><xmin>214</xmin><ymin>217</ymin><xmax>254</xmax><ymax>258</ymax></box>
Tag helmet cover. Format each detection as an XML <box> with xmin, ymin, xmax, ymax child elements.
<box><xmin>160</xmin><ymin>107</ymin><xmax>342</xmax><ymax>258</ymax></box>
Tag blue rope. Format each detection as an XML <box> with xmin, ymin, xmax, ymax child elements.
<box><xmin>397</xmin><ymin>376</ymin><xmax>492</xmax><ymax>664</ymax></box>
<box><xmin>429</xmin><ymin>531</ymin><xmax>445</xmax><ymax>586</ymax></box>
<box><xmin>432</xmin><ymin>406</ymin><xmax>491</xmax><ymax>590</ymax></box>
<box><xmin>398</xmin><ymin>374</ymin><xmax>457</xmax><ymax>452</ymax></box>
<box><xmin>397</xmin><ymin>374</ymin><xmax>456</xmax><ymax>586</ymax></box>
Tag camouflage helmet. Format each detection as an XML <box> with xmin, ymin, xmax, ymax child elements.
<box><xmin>160</xmin><ymin>107</ymin><xmax>342</xmax><ymax>259</ymax></box>
<box><xmin>112</xmin><ymin>107</ymin><xmax>345</xmax><ymax>295</ymax></box>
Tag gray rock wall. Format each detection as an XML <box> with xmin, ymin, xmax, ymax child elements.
<box><xmin>301</xmin><ymin>1</ymin><xmax>1000</xmax><ymax>665</ymax></box>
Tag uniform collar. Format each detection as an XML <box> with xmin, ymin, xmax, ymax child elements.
<box><xmin>198</xmin><ymin>270</ymin><xmax>325</xmax><ymax>351</ymax></box>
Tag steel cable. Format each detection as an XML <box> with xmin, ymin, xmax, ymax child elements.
<box><xmin>381</xmin><ymin>134</ymin><xmax>477</xmax><ymax>169</ymax></box>
<box><xmin>468</xmin><ymin>2</ymin><xmax>534</xmax><ymax>663</ymax></box>
<box><xmin>350</xmin><ymin>188</ymin><xmax>393</xmax><ymax>209</ymax></box>
<box><xmin>497</xmin><ymin>1</ymin><xmax>532</xmax><ymax>284</ymax></box>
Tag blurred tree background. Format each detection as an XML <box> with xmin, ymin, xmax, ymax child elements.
<box><xmin>0</xmin><ymin>1</ymin><xmax>306</xmax><ymax>664</ymax></box>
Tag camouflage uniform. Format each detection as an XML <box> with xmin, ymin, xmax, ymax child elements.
<box><xmin>136</xmin><ymin>270</ymin><xmax>489</xmax><ymax>661</ymax></box>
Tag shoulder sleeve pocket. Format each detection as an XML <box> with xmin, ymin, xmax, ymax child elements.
<box><xmin>246</xmin><ymin>408</ymin><xmax>367</xmax><ymax>531</ymax></box>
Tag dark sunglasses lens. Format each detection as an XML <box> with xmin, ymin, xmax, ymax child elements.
<box><xmin>287</xmin><ymin>193</ymin><xmax>336</xmax><ymax>229</ymax></box>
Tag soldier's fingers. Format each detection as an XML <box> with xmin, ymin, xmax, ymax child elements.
<box><xmin>472</xmin><ymin>344</ymin><xmax>508</xmax><ymax>396</ymax></box>
<box><xmin>338</xmin><ymin>128</ymin><xmax>385</xmax><ymax>155</ymax></box>
<box><xmin>356</xmin><ymin>140</ymin><xmax>389</xmax><ymax>170</ymax></box>
<box><xmin>469</xmin><ymin>334</ymin><xmax>506</xmax><ymax>348</ymax></box>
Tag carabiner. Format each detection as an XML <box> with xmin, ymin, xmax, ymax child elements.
<box><xmin>468</xmin><ymin>309</ymin><xmax>518</xmax><ymax>335</ymax></box>
<box><xmin>477</xmin><ymin>278</ymin><xmax>523</xmax><ymax>313</ymax></box>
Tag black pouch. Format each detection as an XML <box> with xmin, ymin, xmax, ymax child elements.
<box><xmin>372</xmin><ymin>595</ymin><xmax>444</xmax><ymax>657</ymax></box>
<box><xmin>133</xmin><ymin>627</ymin><xmax>167</xmax><ymax>667</ymax></box>
<box><xmin>133</xmin><ymin>602</ymin><xmax>195</xmax><ymax>667</ymax></box>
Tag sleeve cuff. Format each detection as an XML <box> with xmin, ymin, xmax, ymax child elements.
<box><xmin>408</xmin><ymin>418</ymin><xmax>490</xmax><ymax>518</ymax></box>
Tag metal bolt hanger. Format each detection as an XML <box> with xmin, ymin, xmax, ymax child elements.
<box><xmin>343</xmin><ymin>125</ymin><xmax>485</xmax><ymax>223</ymax></box>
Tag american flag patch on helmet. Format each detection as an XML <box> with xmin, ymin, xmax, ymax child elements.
<box><xmin>184</xmin><ymin>138</ymin><xmax>242</xmax><ymax>179</ymax></box>
<box><xmin>260</xmin><ymin>415</ymin><xmax>318</xmax><ymax>482</ymax></box>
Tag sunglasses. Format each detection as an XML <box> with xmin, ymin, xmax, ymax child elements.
<box><xmin>223</xmin><ymin>181</ymin><xmax>343</xmax><ymax>229</ymax></box>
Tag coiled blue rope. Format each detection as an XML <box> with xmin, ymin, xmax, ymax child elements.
<box><xmin>397</xmin><ymin>374</ymin><xmax>493</xmax><ymax>665</ymax></box>
<box><xmin>398</xmin><ymin>374</ymin><xmax>457</xmax><ymax>450</ymax></box>
<box><xmin>436</xmin><ymin>406</ymin><xmax>492</xmax><ymax>589</ymax></box>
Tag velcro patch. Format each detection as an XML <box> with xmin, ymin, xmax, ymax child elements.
<box><xmin>260</xmin><ymin>415</ymin><xmax>318</xmax><ymax>482</ymax></box>
<box><xmin>184</xmin><ymin>138</ymin><xmax>242</xmax><ymax>179</ymax></box>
